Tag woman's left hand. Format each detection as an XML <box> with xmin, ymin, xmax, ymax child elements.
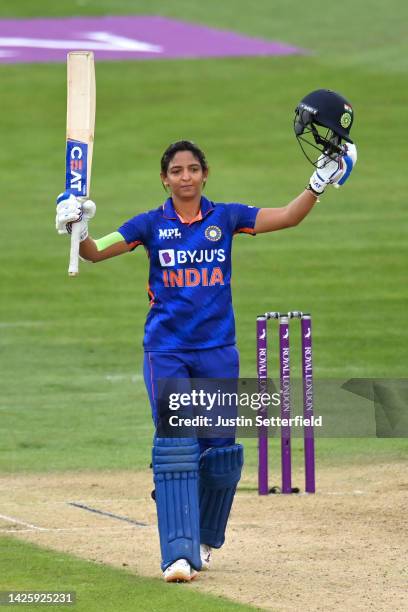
<box><xmin>309</xmin><ymin>143</ymin><xmax>357</xmax><ymax>195</ymax></box>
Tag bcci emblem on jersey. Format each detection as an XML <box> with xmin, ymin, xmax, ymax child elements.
<box><xmin>205</xmin><ymin>225</ymin><xmax>222</xmax><ymax>242</ymax></box>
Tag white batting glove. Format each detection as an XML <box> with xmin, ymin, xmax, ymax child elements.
<box><xmin>309</xmin><ymin>143</ymin><xmax>357</xmax><ymax>195</ymax></box>
<box><xmin>55</xmin><ymin>192</ymin><xmax>96</xmax><ymax>241</ymax></box>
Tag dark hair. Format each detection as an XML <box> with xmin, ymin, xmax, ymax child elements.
<box><xmin>160</xmin><ymin>140</ymin><xmax>208</xmax><ymax>174</ymax></box>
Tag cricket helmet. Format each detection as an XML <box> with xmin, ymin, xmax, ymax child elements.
<box><xmin>294</xmin><ymin>89</ymin><xmax>354</xmax><ymax>166</ymax></box>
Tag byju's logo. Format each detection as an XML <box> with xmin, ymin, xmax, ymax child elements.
<box><xmin>158</xmin><ymin>228</ymin><xmax>181</xmax><ymax>239</ymax></box>
<box><xmin>158</xmin><ymin>249</ymin><xmax>225</xmax><ymax>267</ymax></box>
<box><xmin>159</xmin><ymin>249</ymin><xmax>175</xmax><ymax>267</ymax></box>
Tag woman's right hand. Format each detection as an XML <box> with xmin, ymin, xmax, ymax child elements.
<box><xmin>55</xmin><ymin>192</ymin><xmax>96</xmax><ymax>241</ymax></box>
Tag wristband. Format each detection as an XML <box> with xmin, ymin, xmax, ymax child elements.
<box><xmin>306</xmin><ymin>184</ymin><xmax>321</xmax><ymax>198</ymax></box>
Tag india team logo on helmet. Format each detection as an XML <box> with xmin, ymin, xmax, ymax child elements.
<box><xmin>340</xmin><ymin>104</ymin><xmax>353</xmax><ymax>129</ymax></box>
<box><xmin>340</xmin><ymin>113</ymin><xmax>352</xmax><ymax>128</ymax></box>
<box><xmin>205</xmin><ymin>225</ymin><xmax>222</xmax><ymax>242</ymax></box>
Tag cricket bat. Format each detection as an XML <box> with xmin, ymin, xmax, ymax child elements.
<box><xmin>65</xmin><ymin>51</ymin><xmax>95</xmax><ymax>276</ymax></box>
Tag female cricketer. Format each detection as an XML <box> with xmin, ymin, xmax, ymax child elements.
<box><xmin>56</xmin><ymin>94</ymin><xmax>357</xmax><ymax>582</ymax></box>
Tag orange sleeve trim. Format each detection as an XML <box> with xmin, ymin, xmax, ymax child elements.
<box><xmin>233</xmin><ymin>227</ymin><xmax>256</xmax><ymax>235</ymax></box>
<box><xmin>128</xmin><ymin>240</ymin><xmax>143</xmax><ymax>250</ymax></box>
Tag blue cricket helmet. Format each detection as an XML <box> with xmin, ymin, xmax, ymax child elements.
<box><xmin>294</xmin><ymin>89</ymin><xmax>354</xmax><ymax>165</ymax></box>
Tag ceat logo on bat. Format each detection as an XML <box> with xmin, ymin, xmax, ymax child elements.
<box><xmin>65</xmin><ymin>139</ymin><xmax>88</xmax><ymax>196</ymax></box>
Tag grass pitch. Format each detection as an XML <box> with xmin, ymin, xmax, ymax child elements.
<box><xmin>0</xmin><ymin>537</ymin><xmax>255</xmax><ymax>611</ymax></box>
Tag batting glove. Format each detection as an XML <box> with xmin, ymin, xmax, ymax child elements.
<box><xmin>55</xmin><ymin>192</ymin><xmax>96</xmax><ymax>241</ymax></box>
<box><xmin>309</xmin><ymin>143</ymin><xmax>357</xmax><ymax>195</ymax></box>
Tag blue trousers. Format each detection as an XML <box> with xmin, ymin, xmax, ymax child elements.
<box><xmin>143</xmin><ymin>345</ymin><xmax>239</xmax><ymax>453</ymax></box>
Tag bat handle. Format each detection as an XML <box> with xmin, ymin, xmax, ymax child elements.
<box><xmin>68</xmin><ymin>221</ymin><xmax>81</xmax><ymax>276</ymax></box>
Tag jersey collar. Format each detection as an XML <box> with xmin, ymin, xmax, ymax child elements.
<box><xmin>162</xmin><ymin>196</ymin><xmax>214</xmax><ymax>224</ymax></box>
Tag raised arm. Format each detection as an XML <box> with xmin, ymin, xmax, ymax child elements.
<box><xmin>56</xmin><ymin>193</ymin><xmax>132</xmax><ymax>263</ymax></box>
<box><xmin>79</xmin><ymin>233</ymin><xmax>132</xmax><ymax>262</ymax></box>
<box><xmin>255</xmin><ymin>189</ymin><xmax>317</xmax><ymax>233</ymax></box>
<box><xmin>255</xmin><ymin>143</ymin><xmax>357</xmax><ymax>234</ymax></box>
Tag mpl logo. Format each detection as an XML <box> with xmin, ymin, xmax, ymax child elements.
<box><xmin>65</xmin><ymin>139</ymin><xmax>88</xmax><ymax>197</ymax></box>
<box><xmin>158</xmin><ymin>228</ymin><xmax>182</xmax><ymax>239</ymax></box>
<box><xmin>159</xmin><ymin>249</ymin><xmax>175</xmax><ymax>267</ymax></box>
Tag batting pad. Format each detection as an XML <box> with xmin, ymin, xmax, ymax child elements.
<box><xmin>152</xmin><ymin>437</ymin><xmax>202</xmax><ymax>571</ymax></box>
<box><xmin>199</xmin><ymin>444</ymin><xmax>244</xmax><ymax>548</ymax></box>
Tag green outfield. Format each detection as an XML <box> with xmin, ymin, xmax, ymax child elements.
<box><xmin>0</xmin><ymin>538</ymin><xmax>254</xmax><ymax>611</ymax></box>
<box><xmin>1</xmin><ymin>0</ymin><xmax>407</xmax><ymax>609</ymax></box>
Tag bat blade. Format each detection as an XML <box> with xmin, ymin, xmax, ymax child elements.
<box><xmin>65</xmin><ymin>51</ymin><xmax>95</xmax><ymax>276</ymax></box>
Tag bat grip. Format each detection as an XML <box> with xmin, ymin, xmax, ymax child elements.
<box><xmin>68</xmin><ymin>221</ymin><xmax>81</xmax><ymax>276</ymax></box>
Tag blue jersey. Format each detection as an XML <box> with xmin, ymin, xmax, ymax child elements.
<box><xmin>118</xmin><ymin>196</ymin><xmax>259</xmax><ymax>351</ymax></box>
